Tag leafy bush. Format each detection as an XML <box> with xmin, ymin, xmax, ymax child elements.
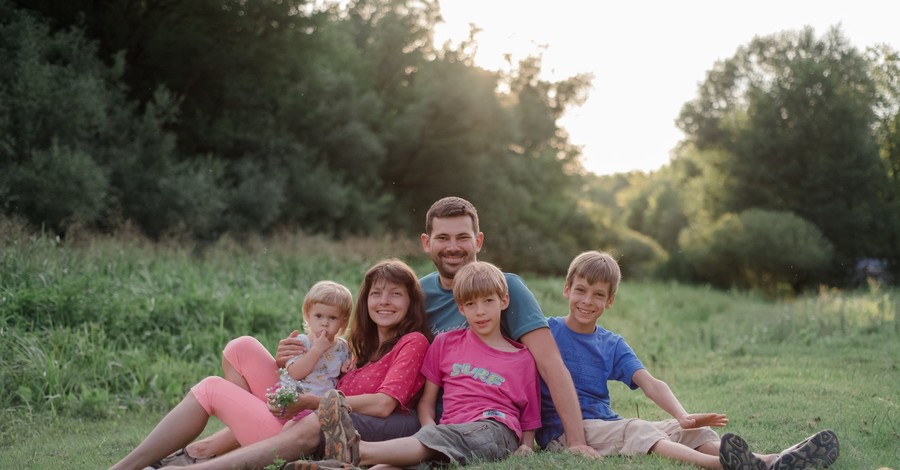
<box><xmin>679</xmin><ymin>209</ymin><xmax>834</xmax><ymax>292</ymax></box>
<box><xmin>6</xmin><ymin>145</ymin><xmax>109</xmax><ymax>234</ymax></box>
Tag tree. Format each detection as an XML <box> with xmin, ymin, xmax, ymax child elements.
<box><xmin>676</xmin><ymin>26</ymin><xmax>890</xmax><ymax>283</ymax></box>
<box><xmin>679</xmin><ymin>209</ymin><xmax>833</xmax><ymax>293</ymax></box>
<box><xmin>868</xmin><ymin>44</ymin><xmax>900</xmax><ymax>278</ymax></box>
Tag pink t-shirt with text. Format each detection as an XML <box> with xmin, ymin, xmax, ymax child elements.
<box><xmin>421</xmin><ymin>329</ymin><xmax>541</xmax><ymax>439</ymax></box>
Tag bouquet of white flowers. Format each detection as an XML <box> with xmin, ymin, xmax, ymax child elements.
<box><xmin>267</xmin><ymin>368</ymin><xmax>305</xmax><ymax>417</ymax></box>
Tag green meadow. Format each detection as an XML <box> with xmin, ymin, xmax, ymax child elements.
<box><xmin>1</xmin><ymin>229</ymin><xmax>897</xmax><ymax>469</ymax></box>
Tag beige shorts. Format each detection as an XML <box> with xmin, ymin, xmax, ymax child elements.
<box><xmin>546</xmin><ymin>418</ymin><xmax>719</xmax><ymax>456</ymax></box>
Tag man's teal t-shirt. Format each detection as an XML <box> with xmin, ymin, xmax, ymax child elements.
<box><xmin>419</xmin><ymin>271</ymin><xmax>548</xmax><ymax>341</ymax></box>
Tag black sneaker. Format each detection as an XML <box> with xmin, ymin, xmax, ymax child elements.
<box><xmin>769</xmin><ymin>429</ymin><xmax>840</xmax><ymax>469</ymax></box>
<box><xmin>720</xmin><ymin>433</ymin><xmax>767</xmax><ymax>470</ymax></box>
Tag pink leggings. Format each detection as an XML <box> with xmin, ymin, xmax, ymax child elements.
<box><xmin>190</xmin><ymin>336</ymin><xmax>286</xmax><ymax>446</ymax></box>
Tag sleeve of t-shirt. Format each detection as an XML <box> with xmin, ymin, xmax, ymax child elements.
<box><xmin>609</xmin><ymin>337</ymin><xmax>645</xmax><ymax>390</ymax></box>
<box><xmin>375</xmin><ymin>332</ymin><xmax>430</xmax><ymax>408</ymax></box>
<box><xmin>420</xmin><ymin>333</ymin><xmax>446</xmax><ymax>386</ymax></box>
<box><xmin>502</xmin><ymin>273</ymin><xmax>550</xmax><ymax>341</ymax></box>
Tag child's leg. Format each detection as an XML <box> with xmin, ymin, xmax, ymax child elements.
<box><xmin>651</xmin><ymin>419</ymin><xmax>776</xmax><ymax>465</ymax></box>
<box><xmin>191</xmin><ymin>375</ymin><xmax>285</xmax><ymax>445</ymax></box>
<box><xmin>222</xmin><ymin>335</ymin><xmax>281</xmax><ymax>399</ymax></box>
<box><xmin>650</xmin><ymin>439</ymin><xmax>723</xmax><ymax>469</ymax></box>
<box><xmin>109</xmin><ymin>392</ymin><xmax>210</xmax><ymax>470</ymax></box>
<box><xmin>184</xmin><ymin>335</ymin><xmax>280</xmax><ymax>458</ymax></box>
<box><xmin>359</xmin><ymin>437</ymin><xmax>438</xmax><ymax>467</ymax></box>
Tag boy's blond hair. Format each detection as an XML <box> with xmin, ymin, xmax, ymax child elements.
<box><xmin>565</xmin><ymin>251</ymin><xmax>622</xmax><ymax>296</ymax></box>
<box><xmin>302</xmin><ymin>280</ymin><xmax>353</xmax><ymax>328</ymax></box>
<box><xmin>453</xmin><ymin>261</ymin><xmax>508</xmax><ymax>303</ymax></box>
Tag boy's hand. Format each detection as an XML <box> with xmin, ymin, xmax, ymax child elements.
<box><xmin>340</xmin><ymin>358</ymin><xmax>354</xmax><ymax>374</ymax></box>
<box><xmin>514</xmin><ymin>444</ymin><xmax>534</xmax><ymax>456</ymax></box>
<box><xmin>566</xmin><ymin>444</ymin><xmax>602</xmax><ymax>458</ymax></box>
<box><xmin>677</xmin><ymin>412</ymin><xmax>728</xmax><ymax>429</ymax></box>
<box><xmin>275</xmin><ymin>330</ymin><xmax>308</xmax><ymax>368</ymax></box>
<box><xmin>309</xmin><ymin>329</ymin><xmax>334</xmax><ymax>355</ymax></box>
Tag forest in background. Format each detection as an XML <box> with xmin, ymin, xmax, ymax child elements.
<box><xmin>3</xmin><ymin>0</ymin><xmax>900</xmax><ymax>292</ymax></box>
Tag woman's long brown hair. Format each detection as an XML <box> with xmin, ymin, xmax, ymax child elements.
<box><xmin>348</xmin><ymin>259</ymin><xmax>433</xmax><ymax>367</ymax></box>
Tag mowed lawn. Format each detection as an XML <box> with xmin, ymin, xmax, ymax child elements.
<box><xmin>1</xmin><ymin>235</ymin><xmax>897</xmax><ymax>469</ymax></box>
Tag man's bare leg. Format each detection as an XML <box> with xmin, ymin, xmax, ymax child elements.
<box><xmin>358</xmin><ymin>437</ymin><xmax>436</xmax><ymax>468</ymax></box>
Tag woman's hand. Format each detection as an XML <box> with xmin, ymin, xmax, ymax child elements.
<box><xmin>340</xmin><ymin>358</ymin><xmax>355</xmax><ymax>374</ymax></box>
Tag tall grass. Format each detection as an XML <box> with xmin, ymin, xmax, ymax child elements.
<box><xmin>1</xmin><ymin>220</ymin><xmax>897</xmax><ymax>468</ymax></box>
<box><xmin>0</xmin><ymin>219</ymin><xmax>428</xmax><ymax>446</ymax></box>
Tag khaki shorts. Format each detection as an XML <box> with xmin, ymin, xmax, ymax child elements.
<box><xmin>546</xmin><ymin>418</ymin><xmax>719</xmax><ymax>456</ymax></box>
<box><xmin>413</xmin><ymin>419</ymin><xmax>518</xmax><ymax>466</ymax></box>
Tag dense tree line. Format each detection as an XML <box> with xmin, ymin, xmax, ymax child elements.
<box><xmin>1</xmin><ymin>0</ymin><xmax>594</xmax><ymax>273</ymax></box>
<box><xmin>2</xmin><ymin>1</ymin><xmax>898</xmax><ymax>290</ymax></box>
<box><xmin>596</xmin><ymin>27</ymin><xmax>900</xmax><ymax>290</ymax></box>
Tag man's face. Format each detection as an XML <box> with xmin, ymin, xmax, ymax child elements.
<box><xmin>421</xmin><ymin>215</ymin><xmax>484</xmax><ymax>285</ymax></box>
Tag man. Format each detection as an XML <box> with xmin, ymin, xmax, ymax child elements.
<box><xmin>416</xmin><ymin>196</ymin><xmax>597</xmax><ymax>457</ymax></box>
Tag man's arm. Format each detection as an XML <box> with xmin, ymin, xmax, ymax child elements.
<box><xmin>519</xmin><ymin>328</ymin><xmax>599</xmax><ymax>457</ymax></box>
<box><xmin>633</xmin><ymin>369</ymin><xmax>728</xmax><ymax>429</ymax></box>
<box><xmin>275</xmin><ymin>330</ymin><xmax>308</xmax><ymax>368</ymax></box>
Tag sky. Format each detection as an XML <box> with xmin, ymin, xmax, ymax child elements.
<box><xmin>433</xmin><ymin>1</ymin><xmax>900</xmax><ymax>175</ymax></box>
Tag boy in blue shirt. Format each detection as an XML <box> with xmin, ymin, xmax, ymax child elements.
<box><xmin>539</xmin><ymin>251</ymin><xmax>840</xmax><ymax>470</ymax></box>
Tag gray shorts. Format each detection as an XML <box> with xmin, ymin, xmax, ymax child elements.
<box><xmin>413</xmin><ymin>420</ymin><xmax>518</xmax><ymax>466</ymax></box>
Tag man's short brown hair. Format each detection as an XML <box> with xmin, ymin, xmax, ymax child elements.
<box><xmin>425</xmin><ymin>196</ymin><xmax>480</xmax><ymax>235</ymax></box>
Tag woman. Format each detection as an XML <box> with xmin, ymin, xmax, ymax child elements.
<box><xmin>109</xmin><ymin>259</ymin><xmax>433</xmax><ymax>470</ymax></box>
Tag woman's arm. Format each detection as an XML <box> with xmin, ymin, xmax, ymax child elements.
<box><xmin>274</xmin><ymin>390</ymin><xmax>398</xmax><ymax>419</ymax></box>
<box><xmin>344</xmin><ymin>392</ymin><xmax>399</xmax><ymax>418</ymax></box>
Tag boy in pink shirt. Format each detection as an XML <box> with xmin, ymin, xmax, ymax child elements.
<box><xmin>301</xmin><ymin>261</ymin><xmax>540</xmax><ymax>469</ymax></box>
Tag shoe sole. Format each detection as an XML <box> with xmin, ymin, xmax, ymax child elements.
<box><xmin>319</xmin><ymin>390</ymin><xmax>359</xmax><ymax>464</ymax></box>
<box><xmin>770</xmin><ymin>429</ymin><xmax>840</xmax><ymax>469</ymax></box>
<box><xmin>282</xmin><ymin>459</ymin><xmax>357</xmax><ymax>470</ymax></box>
<box><xmin>720</xmin><ymin>433</ymin><xmax>767</xmax><ymax>470</ymax></box>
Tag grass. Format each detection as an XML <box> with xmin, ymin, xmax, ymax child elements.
<box><xmin>1</xmin><ymin>223</ymin><xmax>898</xmax><ymax>469</ymax></box>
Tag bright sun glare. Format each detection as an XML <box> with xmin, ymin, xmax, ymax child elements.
<box><xmin>434</xmin><ymin>0</ymin><xmax>900</xmax><ymax>175</ymax></box>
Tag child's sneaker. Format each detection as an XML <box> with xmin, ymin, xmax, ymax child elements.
<box><xmin>318</xmin><ymin>389</ymin><xmax>360</xmax><ymax>465</ymax></box>
<box><xmin>768</xmin><ymin>429</ymin><xmax>840</xmax><ymax>469</ymax></box>
<box><xmin>282</xmin><ymin>458</ymin><xmax>360</xmax><ymax>470</ymax></box>
<box><xmin>720</xmin><ymin>433</ymin><xmax>767</xmax><ymax>470</ymax></box>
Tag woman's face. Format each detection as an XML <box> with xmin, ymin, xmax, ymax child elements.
<box><xmin>367</xmin><ymin>278</ymin><xmax>410</xmax><ymax>337</ymax></box>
